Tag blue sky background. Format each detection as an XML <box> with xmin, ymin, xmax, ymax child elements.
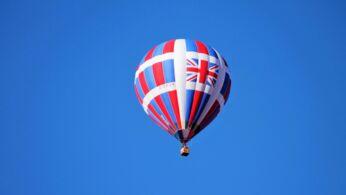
<box><xmin>1</xmin><ymin>0</ymin><xmax>346</xmax><ymax>194</ymax></box>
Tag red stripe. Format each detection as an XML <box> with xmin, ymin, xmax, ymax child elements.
<box><xmin>188</xmin><ymin>91</ymin><xmax>203</xmax><ymax>127</ymax></box>
<box><xmin>198</xmin><ymin>60</ymin><xmax>208</xmax><ymax>83</ymax></box>
<box><xmin>208</xmin><ymin>72</ymin><xmax>218</xmax><ymax>78</ymax></box>
<box><xmin>168</xmin><ymin>90</ymin><xmax>181</xmax><ymax>130</ymax></box>
<box><xmin>152</xmin><ymin>62</ymin><xmax>165</xmax><ymax>85</ymax></box>
<box><xmin>163</xmin><ymin>40</ymin><xmax>175</xmax><ymax>53</ymax></box>
<box><xmin>154</xmin><ymin>97</ymin><xmax>177</xmax><ymax>130</ymax></box>
<box><xmin>138</xmin><ymin>72</ymin><xmax>150</xmax><ymax>95</ymax></box>
<box><xmin>187</xmin><ymin>67</ymin><xmax>199</xmax><ymax>72</ymax></box>
<box><xmin>195</xmin><ymin>40</ymin><xmax>209</xmax><ymax>54</ymax></box>
<box><xmin>144</xmin><ymin>46</ymin><xmax>156</xmax><ymax>62</ymax></box>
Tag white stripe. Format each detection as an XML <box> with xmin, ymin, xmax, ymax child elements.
<box><xmin>186</xmin><ymin>82</ymin><xmax>212</xmax><ymax>94</ymax></box>
<box><xmin>142</xmin><ymin>82</ymin><xmax>176</xmax><ymax>113</ymax></box>
<box><xmin>174</xmin><ymin>39</ymin><xmax>187</xmax><ymax>129</ymax></box>
<box><xmin>135</xmin><ymin>53</ymin><xmax>174</xmax><ymax>78</ymax></box>
<box><xmin>141</xmin><ymin>81</ymin><xmax>214</xmax><ymax>114</ymax></box>
<box><xmin>135</xmin><ymin>52</ymin><xmax>218</xmax><ymax>79</ymax></box>
<box><xmin>195</xmin><ymin>49</ymin><xmax>227</xmax><ymax>127</ymax></box>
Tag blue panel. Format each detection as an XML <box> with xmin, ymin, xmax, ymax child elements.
<box><xmin>185</xmin><ymin>39</ymin><xmax>197</xmax><ymax>52</ymax></box>
<box><xmin>185</xmin><ymin>90</ymin><xmax>194</xmax><ymax>128</ymax></box>
<box><xmin>220</xmin><ymin>74</ymin><xmax>230</xmax><ymax>95</ymax></box>
<box><xmin>143</xmin><ymin>66</ymin><xmax>156</xmax><ymax>90</ymax></box>
<box><xmin>193</xmin><ymin>93</ymin><xmax>210</xmax><ymax>125</ymax></box>
<box><xmin>152</xmin><ymin>41</ymin><xmax>165</xmax><ymax>57</ymax></box>
<box><xmin>160</xmin><ymin>92</ymin><xmax>177</xmax><ymax>127</ymax></box>
<box><xmin>162</xmin><ymin>59</ymin><xmax>175</xmax><ymax>83</ymax></box>
<box><xmin>206</xmin><ymin>45</ymin><xmax>218</xmax><ymax>59</ymax></box>
<box><xmin>174</xmin><ymin>130</ymin><xmax>184</xmax><ymax>141</ymax></box>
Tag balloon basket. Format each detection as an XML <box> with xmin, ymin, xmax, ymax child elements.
<box><xmin>180</xmin><ymin>145</ymin><xmax>189</xmax><ymax>156</ymax></box>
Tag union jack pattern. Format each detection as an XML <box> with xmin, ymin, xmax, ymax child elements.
<box><xmin>186</xmin><ymin>58</ymin><xmax>219</xmax><ymax>87</ymax></box>
<box><xmin>134</xmin><ymin>39</ymin><xmax>231</xmax><ymax>143</ymax></box>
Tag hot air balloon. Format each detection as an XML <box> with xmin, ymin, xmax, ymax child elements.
<box><xmin>134</xmin><ymin>39</ymin><xmax>231</xmax><ymax>156</ymax></box>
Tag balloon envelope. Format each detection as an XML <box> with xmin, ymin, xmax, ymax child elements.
<box><xmin>134</xmin><ymin>39</ymin><xmax>231</xmax><ymax>143</ymax></box>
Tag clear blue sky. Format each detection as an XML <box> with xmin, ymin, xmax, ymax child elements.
<box><xmin>1</xmin><ymin>0</ymin><xmax>346</xmax><ymax>194</ymax></box>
